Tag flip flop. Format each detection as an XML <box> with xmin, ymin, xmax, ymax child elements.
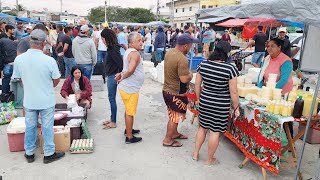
<box><xmin>174</xmin><ymin>134</ymin><xmax>188</xmax><ymax>140</ymax></box>
<box><xmin>163</xmin><ymin>140</ymin><xmax>183</xmax><ymax>147</ymax></box>
<box><xmin>103</xmin><ymin>123</ymin><xmax>117</xmax><ymax>129</ymax></box>
<box><xmin>192</xmin><ymin>156</ymin><xmax>199</xmax><ymax>161</ymax></box>
<box><xmin>207</xmin><ymin>159</ymin><xmax>220</xmax><ymax>167</ymax></box>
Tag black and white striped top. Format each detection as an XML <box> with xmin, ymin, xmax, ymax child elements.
<box><xmin>197</xmin><ymin>60</ymin><xmax>239</xmax><ymax>132</ymax></box>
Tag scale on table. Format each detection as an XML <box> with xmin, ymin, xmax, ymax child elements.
<box><xmin>295</xmin><ymin>24</ymin><xmax>320</xmax><ymax>180</ymax></box>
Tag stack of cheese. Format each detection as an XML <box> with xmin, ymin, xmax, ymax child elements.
<box><xmin>238</xmin><ymin>75</ymin><xmax>258</xmax><ymax>97</ymax></box>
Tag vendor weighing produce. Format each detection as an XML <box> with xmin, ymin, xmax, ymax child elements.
<box><xmin>257</xmin><ymin>38</ymin><xmax>293</xmax><ymax>95</ymax></box>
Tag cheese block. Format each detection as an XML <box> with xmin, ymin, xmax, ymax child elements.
<box><xmin>238</xmin><ymin>86</ymin><xmax>258</xmax><ymax>97</ymax></box>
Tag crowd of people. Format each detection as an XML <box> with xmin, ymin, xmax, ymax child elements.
<box><xmin>0</xmin><ymin>20</ymin><xmax>303</xmax><ymax>167</ymax></box>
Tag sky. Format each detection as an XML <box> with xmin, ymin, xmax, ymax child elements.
<box><xmin>2</xmin><ymin>0</ymin><xmax>169</xmax><ymax>16</ymax></box>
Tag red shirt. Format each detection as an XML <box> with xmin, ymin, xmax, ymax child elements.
<box><xmin>72</xmin><ymin>29</ymin><xmax>79</xmax><ymax>37</ymax></box>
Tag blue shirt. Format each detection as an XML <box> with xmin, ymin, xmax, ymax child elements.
<box><xmin>12</xmin><ymin>49</ymin><xmax>61</xmax><ymax>110</ymax></box>
<box><xmin>14</xmin><ymin>29</ymin><xmax>24</xmax><ymax>40</ymax></box>
<box><xmin>118</xmin><ymin>32</ymin><xmax>128</xmax><ymax>56</ymax></box>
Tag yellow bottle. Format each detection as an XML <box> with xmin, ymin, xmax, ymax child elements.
<box><xmin>288</xmin><ymin>91</ymin><xmax>297</xmax><ymax>103</ymax></box>
<box><xmin>302</xmin><ymin>95</ymin><xmax>320</xmax><ymax>117</ymax></box>
<box><xmin>269</xmin><ymin>101</ymin><xmax>275</xmax><ymax>113</ymax></box>
<box><xmin>281</xmin><ymin>104</ymin><xmax>289</xmax><ymax>116</ymax></box>
<box><xmin>274</xmin><ymin>102</ymin><xmax>280</xmax><ymax>115</ymax></box>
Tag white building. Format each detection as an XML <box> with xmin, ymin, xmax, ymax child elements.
<box><xmin>29</xmin><ymin>11</ymin><xmax>50</xmax><ymax>22</ymax></box>
<box><xmin>167</xmin><ymin>0</ymin><xmax>200</xmax><ymax>28</ymax></box>
<box><xmin>60</xmin><ymin>13</ymin><xmax>79</xmax><ymax>24</ymax></box>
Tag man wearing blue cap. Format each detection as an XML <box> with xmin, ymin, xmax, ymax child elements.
<box><xmin>162</xmin><ymin>34</ymin><xmax>198</xmax><ymax>147</ymax></box>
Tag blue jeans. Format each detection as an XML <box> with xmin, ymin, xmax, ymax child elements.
<box><xmin>57</xmin><ymin>56</ymin><xmax>65</xmax><ymax>78</ymax></box>
<box><xmin>107</xmin><ymin>74</ymin><xmax>118</xmax><ymax>123</ymax></box>
<box><xmin>78</xmin><ymin>64</ymin><xmax>93</xmax><ymax>80</ymax></box>
<box><xmin>2</xmin><ymin>64</ymin><xmax>13</xmax><ymax>94</ymax></box>
<box><xmin>25</xmin><ymin>107</ymin><xmax>55</xmax><ymax>156</ymax></box>
<box><xmin>64</xmin><ymin>57</ymin><xmax>77</xmax><ymax>78</ymax></box>
<box><xmin>251</xmin><ymin>52</ymin><xmax>265</xmax><ymax>65</ymax></box>
<box><xmin>97</xmin><ymin>50</ymin><xmax>107</xmax><ymax>63</ymax></box>
<box><xmin>155</xmin><ymin>48</ymin><xmax>165</xmax><ymax>62</ymax></box>
<box><xmin>144</xmin><ymin>45</ymin><xmax>152</xmax><ymax>53</ymax></box>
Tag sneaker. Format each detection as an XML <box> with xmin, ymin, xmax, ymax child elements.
<box><xmin>43</xmin><ymin>152</ymin><xmax>65</xmax><ymax>164</ymax></box>
<box><xmin>125</xmin><ymin>136</ymin><xmax>142</xmax><ymax>144</ymax></box>
<box><xmin>24</xmin><ymin>153</ymin><xmax>35</xmax><ymax>163</ymax></box>
<box><xmin>124</xmin><ymin>129</ymin><xmax>140</xmax><ymax>135</ymax></box>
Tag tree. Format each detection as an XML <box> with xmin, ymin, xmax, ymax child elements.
<box><xmin>16</xmin><ymin>4</ymin><xmax>25</xmax><ymax>11</ymax></box>
<box><xmin>88</xmin><ymin>6</ymin><xmax>155</xmax><ymax>24</ymax></box>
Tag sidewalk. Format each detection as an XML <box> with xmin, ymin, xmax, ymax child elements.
<box><xmin>0</xmin><ymin>62</ymin><xmax>319</xmax><ymax>180</ymax></box>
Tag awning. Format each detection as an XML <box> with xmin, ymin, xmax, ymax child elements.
<box><xmin>216</xmin><ymin>19</ymin><xmax>248</xmax><ymax>27</ymax></box>
<box><xmin>197</xmin><ymin>0</ymin><xmax>320</xmax><ymax>27</ymax></box>
<box><xmin>185</xmin><ymin>17</ymin><xmax>230</xmax><ymax>24</ymax></box>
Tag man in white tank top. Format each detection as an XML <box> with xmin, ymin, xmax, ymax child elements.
<box><xmin>116</xmin><ymin>32</ymin><xmax>145</xmax><ymax>144</ymax></box>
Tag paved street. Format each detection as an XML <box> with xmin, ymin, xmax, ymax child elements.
<box><xmin>0</xmin><ymin>62</ymin><xmax>319</xmax><ymax>180</ymax></box>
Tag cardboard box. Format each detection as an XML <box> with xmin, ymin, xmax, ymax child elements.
<box><xmin>39</xmin><ymin>126</ymin><xmax>70</xmax><ymax>153</ymax></box>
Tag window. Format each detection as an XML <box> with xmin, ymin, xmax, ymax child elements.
<box><xmin>189</xmin><ymin>7</ymin><xmax>192</xmax><ymax>11</ymax></box>
<box><xmin>176</xmin><ymin>9</ymin><xmax>178</xmax><ymax>13</ymax></box>
<box><xmin>181</xmin><ymin>23</ymin><xmax>184</xmax><ymax>27</ymax></box>
<box><xmin>182</xmin><ymin>8</ymin><xmax>184</xmax><ymax>12</ymax></box>
<box><xmin>202</xmin><ymin>5</ymin><xmax>206</xmax><ymax>9</ymax></box>
<box><xmin>208</xmin><ymin>6</ymin><xmax>213</xmax><ymax>8</ymax></box>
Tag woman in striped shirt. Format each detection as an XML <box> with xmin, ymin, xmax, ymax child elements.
<box><xmin>192</xmin><ymin>40</ymin><xmax>240</xmax><ymax>166</ymax></box>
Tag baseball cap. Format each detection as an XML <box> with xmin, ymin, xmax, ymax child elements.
<box><xmin>224</xmin><ymin>29</ymin><xmax>229</xmax><ymax>32</ymax></box>
<box><xmin>80</xmin><ymin>25</ymin><xmax>89</xmax><ymax>33</ymax></box>
<box><xmin>176</xmin><ymin>33</ymin><xmax>199</xmax><ymax>45</ymax></box>
<box><xmin>215</xmin><ymin>40</ymin><xmax>231</xmax><ymax>54</ymax></box>
<box><xmin>30</xmin><ymin>29</ymin><xmax>47</xmax><ymax>41</ymax></box>
<box><xmin>278</xmin><ymin>27</ymin><xmax>287</xmax><ymax>33</ymax></box>
<box><xmin>118</xmin><ymin>25</ymin><xmax>124</xmax><ymax>31</ymax></box>
<box><xmin>102</xmin><ymin>22</ymin><xmax>108</xmax><ymax>28</ymax></box>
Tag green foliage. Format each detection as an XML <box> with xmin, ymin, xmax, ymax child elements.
<box><xmin>88</xmin><ymin>6</ymin><xmax>155</xmax><ymax>24</ymax></box>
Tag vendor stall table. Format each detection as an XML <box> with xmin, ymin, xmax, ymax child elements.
<box><xmin>224</xmin><ymin>99</ymin><xmax>319</xmax><ymax>180</ymax></box>
<box><xmin>231</xmin><ymin>49</ymin><xmax>254</xmax><ymax>71</ymax></box>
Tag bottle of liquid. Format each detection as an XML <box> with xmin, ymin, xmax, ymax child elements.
<box><xmin>274</xmin><ymin>101</ymin><xmax>280</xmax><ymax>115</ymax></box>
<box><xmin>302</xmin><ymin>94</ymin><xmax>320</xmax><ymax>117</ymax></box>
<box><xmin>293</xmin><ymin>96</ymin><xmax>304</xmax><ymax>118</ymax></box>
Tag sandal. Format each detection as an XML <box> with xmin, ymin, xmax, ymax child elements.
<box><xmin>174</xmin><ymin>134</ymin><xmax>188</xmax><ymax>140</ymax></box>
<box><xmin>103</xmin><ymin>123</ymin><xmax>117</xmax><ymax>129</ymax></box>
<box><xmin>207</xmin><ymin>159</ymin><xmax>220</xmax><ymax>167</ymax></box>
<box><xmin>163</xmin><ymin>140</ymin><xmax>183</xmax><ymax>147</ymax></box>
<box><xmin>102</xmin><ymin>121</ymin><xmax>111</xmax><ymax>125</ymax></box>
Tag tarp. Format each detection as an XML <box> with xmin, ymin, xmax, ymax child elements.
<box><xmin>0</xmin><ymin>13</ymin><xmax>16</xmax><ymax>25</ymax></box>
<box><xmin>15</xmin><ymin>16</ymin><xmax>41</xmax><ymax>24</ymax></box>
<box><xmin>198</xmin><ymin>0</ymin><xmax>320</xmax><ymax>27</ymax></box>
<box><xmin>216</xmin><ymin>19</ymin><xmax>248</xmax><ymax>27</ymax></box>
<box><xmin>278</xmin><ymin>20</ymin><xmax>305</xmax><ymax>28</ymax></box>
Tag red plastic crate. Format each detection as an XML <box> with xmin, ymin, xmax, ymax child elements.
<box><xmin>7</xmin><ymin>132</ymin><xmax>25</xmax><ymax>152</ymax></box>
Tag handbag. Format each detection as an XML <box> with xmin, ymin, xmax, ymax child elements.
<box><xmin>1</xmin><ymin>91</ymin><xmax>14</xmax><ymax>103</ymax></box>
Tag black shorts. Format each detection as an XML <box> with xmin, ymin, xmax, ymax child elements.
<box><xmin>292</xmin><ymin>59</ymin><xmax>299</xmax><ymax>71</ymax></box>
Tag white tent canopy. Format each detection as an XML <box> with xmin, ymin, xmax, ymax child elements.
<box><xmin>198</xmin><ymin>0</ymin><xmax>320</xmax><ymax>27</ymax></box>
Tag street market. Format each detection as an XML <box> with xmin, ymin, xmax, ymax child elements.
<box><xmin>0</xmin><ymin>0</ymin><xmax>320</xmax><ymax>179</ymax></box>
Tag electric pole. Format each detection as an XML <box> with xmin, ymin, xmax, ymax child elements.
<box><xmin>104</xmin><ymin>0</ymin><xmax>107</xmax><ymax>22</ymax></box>
<box><xmin>16</xmin><ymin>0</ymin><xmax>18</xmax><ymax>12</ymax></box>
<box><xmin>170</xmin><ymin>0</ymin><xmax>174</xmax><ymax>26</ymax></box>
<box><xmin>60</xmin><ymin>0</ymin><xmax>62</xmax><ymax>15</ymax></box>
<box><xmin>156</xmin><ymin>0</ymin><xmax>160</xmax><ymax>21</ymax></box>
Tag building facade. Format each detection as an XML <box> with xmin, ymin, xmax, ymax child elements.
<box><xmin>167</xmin><ymin>0</ymin><xmax>200</xmax><ymax>28</ymax></box>
<box><xmin>200</xmin><ymin>0</ymin><xmax>240</xmax><ymax>9</ymax></box>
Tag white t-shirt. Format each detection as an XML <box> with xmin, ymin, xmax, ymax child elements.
<box><xmin>294</xmin><ymin>39</ymin><xmax>303</xmax><ymax>60</ymax></box>
<box><xmin>96</xmin><ymin>30</ymin><xmax>107</xmax><ymax>51</ymax></box>
<box><xmin>144</xmin><ymin>33</ymin><xmax>152</xmax><ymax>46</ymax></box>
